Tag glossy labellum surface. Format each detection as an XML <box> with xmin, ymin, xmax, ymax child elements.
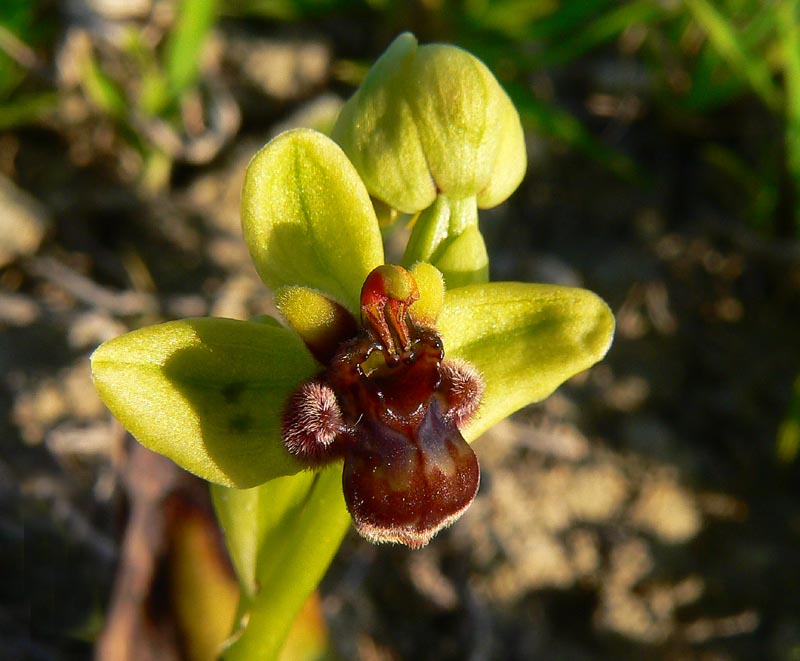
<box><xmin>282</xmin><ymin>265</ymin><xmax>484</xmax><ymax>548</ymax></box>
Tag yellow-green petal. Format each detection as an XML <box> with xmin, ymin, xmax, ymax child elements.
<box><xmin>437</xmin><ymin>283</ymin><xmax>615</xmax><ymax>441</ymax></box>
<box><xmin>408</xmin><ymin>261</ymin><xmax>445</xmax><ymax>327</ymax></box>
<box><xmin>274</xmin><ymin>285</ymin><xmax>358</xmax><ymax>363</ymax></box>
<box><xmin>241</xmin><ymin>128</ymin><xmax>384</xmax><ymax>313</ymax></box>
<box><xmin>90</xmin><ymin>317</ymin><xmax>319</xmax><ymax>488</ymax></box>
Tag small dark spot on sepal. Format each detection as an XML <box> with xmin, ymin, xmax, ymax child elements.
<box><xmin>221</xmin><ymin>382</ymin><xmax>246</xmax><ymax>404</ymax></box>
<box><xmin>228</xmin><ymin>413</ymin><xmax>253</xmax><ymax>433</ymax></box>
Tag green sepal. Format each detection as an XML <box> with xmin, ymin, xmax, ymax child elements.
<box><xmin>90</xmin><ymin>317</ymin><xmax>320</xmax><ymax>488</ymax></box>
<box><xmin>438</xmin><ymin>283</ymin><xmax>615</xmax><ymax>441</ymax></box>
<box><xmin>212</xmin><ymin>465</ymin><xmax>350</xmax><ymax>660</ymax></box>
<box><xmin>241</xmin><ymin>128</ymin><xmax>384</xmax><ymax>313</ymax></box>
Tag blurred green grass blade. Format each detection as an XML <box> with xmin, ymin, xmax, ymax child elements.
<box><xmin>222</xmin><ymin>0</ymin><xmax>300</xmax><ymax>19</ymax></box>
<box><xmin>686</xmin><ymin>48</ymin><xmax>751</xmax><ymax>111</ymax></box>
<box><xmin>122</xmin><ymin>27</ymin><xmax>170</xmax><ymax>116</ymax></box>
<box><xmin>164</xmin><ymin>0</ymin><xmax>218</xmax><ymax>99</ymax></box>
<box><xmin>464</xmin><ymin>0</ymin><xmax>619</xmax><ymax>44</ymax></box>
<box><xmin>777</xmin><ymin>0</ymin><xmax>800</xmax><ymax>234</ymax></box>
<box><xmin>686</xmin><ymin>6</ymin><xmax>783</xmax><ymax>111</ymax></box>
<box><xmin>780</xmin><ymin>0</ymin><xmax>800</xmax><ymax>154</ymax></box>
<box><xmin>463</xmin><ymin>0</ymin><xmax>559</xmax><ymax>39</ymax></box>
<box><xmin>526</xmin><ymin>0</ymin><xmax>618</xmax><ymax>42</ymax></box>
<box><xmin>0</xmin><ymin>1</ymin><xmax>51</xmax><ymax>99</ymax></box>
<box><xmin>81</xmin><ymin>51</ymin><xmax>128</xmax><ymax>120</ymax></box>
<box><xmin>777</xmin><ymin>376</ymin><xmax>800</xmax><ymax>463</ymax></box>
<box><xmin>0</xmin><ymin>91</ymin><xmax>56</xmax><ymax>129</ymax></box>
<box><xmin>684</xmin><ymin>0</ymin><xmax>781</xmax><ymax>110</ymax></box>
<box><xmin>222</xmin><ymin>0</ymin><xmax>360</xmax><ymax>20</ymax></box>
<box><xmin>536</xmin><ymin>0</ymin><xmax>665</xmax><ymax>68</ymax></box>
<box><xmin>0</xmin><ymin>28</ymin><xmax>26</xmax><ymax>99</ymax></box>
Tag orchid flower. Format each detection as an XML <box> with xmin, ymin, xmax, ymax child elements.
<box><xmin>90</xmin><ymin>36</ymin><xmax>613</xmax><ymax>659</ymax></box>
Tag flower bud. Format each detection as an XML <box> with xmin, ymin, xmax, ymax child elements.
<box><xmin>332</xmin><ymin>32</ymin><xmax>526</xmax><ymax>215</ymax></box>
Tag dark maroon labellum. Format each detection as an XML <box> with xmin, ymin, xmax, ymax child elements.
<box><xmin>282</xmin><ymin>265</ymin><xmax>484</xmax><ymax>548</ymax></box>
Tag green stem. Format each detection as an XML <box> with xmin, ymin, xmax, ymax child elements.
<box><xmin>213</xmin><ymin>464</ymin><xmax>350</xmax><ymax>660</ymax></box>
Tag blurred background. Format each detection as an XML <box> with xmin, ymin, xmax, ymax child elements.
<box><xmin>2</xmin><ymin>0</ymin><xmax>800</xmax><ymax>659</ymax></box>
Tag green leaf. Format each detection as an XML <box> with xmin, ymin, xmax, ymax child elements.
<box><xmin>438</xmin><ymin>282</ymin><xmax>615</xmax><ymax>441</ymax></box>
<box><xmin>242</xmin><ymin>128</ymin><xmax>384</xmax><ymax>313</ymax></box>
<box><xmin>212</xmin><ymin>465</ymin><xmax>350</xmax><ymax>660</ymax></box>
<box><xmin>533</xmin><ymin>0</ymin><xmax>664</xmax><ymax>69</ymax></box>
<box><xmin>212</xmin><ymin>472</ymin><xmax>316</xmax><ymax>601</ymax></box>
<box><xmin>91</xmin><ymin>317</ymin><xmax>319</xmax><ymax>488</ymax></box>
